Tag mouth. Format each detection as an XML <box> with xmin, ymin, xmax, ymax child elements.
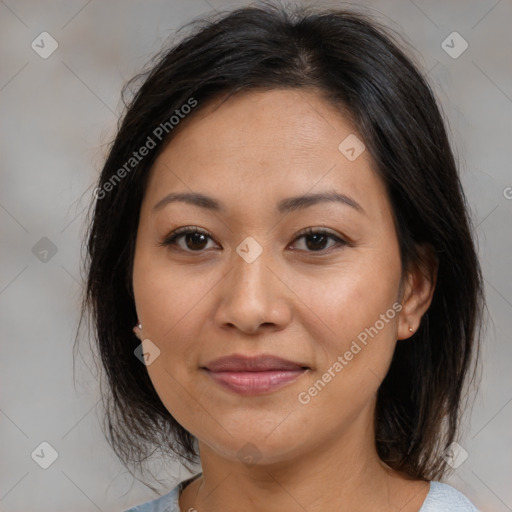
<box><xmin>201</xmin><ymin>354</ymin><xmax>310</xmax><ymax>395</ymax></box>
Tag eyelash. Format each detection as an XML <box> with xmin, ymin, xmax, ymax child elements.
<box><xmin>159</xmin><ymin>226</ymin><xmax>348</xmax><ymax>254</ymax></box>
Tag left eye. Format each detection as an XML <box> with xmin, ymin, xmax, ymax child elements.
<box><xmin>160</xmin><ymin>227</ymin><xmax>347</xmax><ymax>253</ymax></box>
<box><xmin>291</xmin><ymin>228</ymin><xmax>347</xmax><ymax>252</ymax></box>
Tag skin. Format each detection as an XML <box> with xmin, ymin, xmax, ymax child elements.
<box><xmin>132</xmin><ymin>88</ymin><xmax>437</xmax><ymax>512</ymax></box>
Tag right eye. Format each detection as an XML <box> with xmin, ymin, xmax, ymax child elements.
<box><xmin>159</xmin><ymin>226</ymin><xmax>219</xmax><ymax>252</ymax></box>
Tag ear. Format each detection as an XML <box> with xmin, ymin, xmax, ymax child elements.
<box><xmin>133</xmin><ymin>324</ymin><xmax>142</xmax><ymax>340</ymax></box>
<box><xmin>397</xmin><ymin>243</ymin><xmax>438</xmax><ymax>340</ymax></box>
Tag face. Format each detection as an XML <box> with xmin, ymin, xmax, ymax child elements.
<box><xmin>132</xmin><ymin>88</ymin><xmax>410</xmax><ymax>466</ymax></box>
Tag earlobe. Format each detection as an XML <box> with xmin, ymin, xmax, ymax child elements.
<box><xmin>133</xmin><ymin>323</ymin><xmax>143</xmax><ymax>340</ymax></box>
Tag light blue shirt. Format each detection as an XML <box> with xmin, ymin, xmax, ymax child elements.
<box><xmin>124</xmin><ymin>473</ymin><xmax>480</xmax><ymax>511</ymax></box>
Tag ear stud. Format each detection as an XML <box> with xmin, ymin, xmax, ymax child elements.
<box><xmin>133</xmin><ymin>323</ymin><xmax>143</xmax><ymax>339</ymax></box>
<box><xmin>408</xmin><ymin>325</ymin><xmax>414</xmax><ymax>333</ymax></box>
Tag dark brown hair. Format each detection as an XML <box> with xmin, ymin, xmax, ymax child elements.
<box><xmin>78</xmin><ymin>0</ymin><xmax>485</xmax><ymax>489</ymax></box>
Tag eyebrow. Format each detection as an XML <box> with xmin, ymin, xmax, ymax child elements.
<box><xmin>152</xmin><ymin>191</ymin><xmax>364</xmax><ymax>214</ymax></box>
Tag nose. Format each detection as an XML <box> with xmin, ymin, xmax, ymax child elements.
<box><xmin>213</xmin><ymin>246</ymin><xmax>292</xmax><ymax>335</ymax></box>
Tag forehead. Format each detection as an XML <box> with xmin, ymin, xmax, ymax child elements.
<box><xmin>144</xmin><ymin>88</ymin><xmax>390</xmax><ymax>220</ymax></box>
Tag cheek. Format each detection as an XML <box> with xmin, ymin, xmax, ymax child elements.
<box><xmin>295</xmin><ymin>251</ymin><xmax>402</xmax><ymax>409</ymax></box>
<box><xmin>132</xmin><ymin>246</ymin><xmax>216</xmax><ymax>338</ymax></box>
<box><xmin>131</xmin><ymin>245</ymin><xmax>221</xmax><ymax>390</ymax></box>
<box><xmin>295</xmin><ymin>253</ymin><xmax>401</xmax><ymax>347</ymax></box>
<box><xmin>292</xmin><ymin>264</ymin><xmax>402</xmax><ymax>426</ymax></box>
<box><xmin>132</xmin><ymin>249</ymin><xmax>211</xmax><ymax>430</ymax></box>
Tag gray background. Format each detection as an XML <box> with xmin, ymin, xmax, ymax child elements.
<box><xmin>1</xmin><ymin>0</ymin><xmax>511</xmax><ymax>510</ymax></box>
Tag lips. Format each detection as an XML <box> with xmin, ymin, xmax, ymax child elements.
<box><xmin>201</xmin><ymin>354</ymin><xmax>309</xmax><ymax>395</ymax></box>
<box><xmin>203</xmin><ymin>354</ymin><xmax>308</xmax><ymax>372</ymax></box>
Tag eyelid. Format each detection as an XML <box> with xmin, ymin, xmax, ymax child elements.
<box><xmin>159</xmin><ymin>226</ymin><xmax>349</xmax><ymax>252</ymax></box>
<box><xmin>159</xmin><ymin>225</ymin><xmax>216</xmax><ymax>247</ymax></box>
<box><xmin>293</xmin><ymin>226</ymin><xmax>345</xmax><ymax>240</ymax></box>
<box><xmin>289</xmin><ymin>227</ymin><xmax>349</xmax><ymax>251</ymax></box>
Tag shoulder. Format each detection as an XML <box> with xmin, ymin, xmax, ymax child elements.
<box><xmin>123</xmin><ymin>476</ymin><xmax>478</xmax><ymax>512</ymax></box>
<box><xmin>122</xmin><ymin>473</ymin><xmax>202</xmax><ymax>512</ymax></box>
<box><xmin>420</xmin><ymin>481</ymin><xmax>480</xmax><ymax>512</ymax></box>
<box><xmin>122</xmin><ymin>486</ymin><xmax>179</xmax><ymax>512</ymax></box>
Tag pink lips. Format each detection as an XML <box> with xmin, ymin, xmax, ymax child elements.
<box><xmin>202</xmin><ymin>355</ymin><xmax>308</xmax><ymax>395</ymax></box>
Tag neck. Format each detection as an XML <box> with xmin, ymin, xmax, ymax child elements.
<box><xmin>179</xmin><ymin>401</ymin><xmax>429</xmax><ymax>512</ymax></box>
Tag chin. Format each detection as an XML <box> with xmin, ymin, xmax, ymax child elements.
<box><xmin>198</xmin><ymin>427</ymin><xmax>309</xmax><ymax>467</ymax></box>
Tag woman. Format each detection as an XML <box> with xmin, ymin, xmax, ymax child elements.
<box><xmin>81</xmin><ymin>2</ymin><xmax>485</xmax><ymax>510</ymax></box>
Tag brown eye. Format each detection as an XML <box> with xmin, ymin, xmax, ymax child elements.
<box><xmin>161</xmin><ymin>227</ymin><xmax>217</xmax><ymax>252</ymax></box>
<box><xmin>160</xmin><ymin>227</ymin><xmax>347</xmax><ymax>254</ymax></box>
<box><xmin>304</xmin><ymin>233</ymin><xmax>329</xmax><ymax>251</ymax></box>
<box><xmin>291</xmin><ymin>228</ymin><xmax>347</xmax><ymax>253</ymax></box>
<box><xmin>181</xmin><ymin>232</ymin><xmax>209</xmax><ymax>251</ymax></box>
